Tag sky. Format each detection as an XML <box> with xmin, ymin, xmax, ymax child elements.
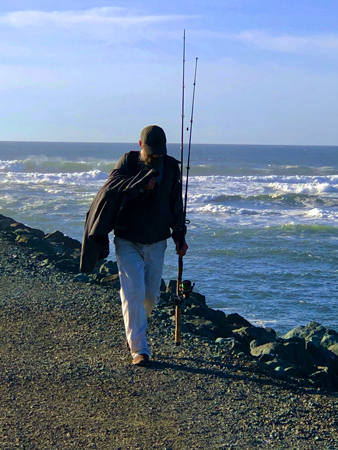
<box><xmin>1</xmin><ymin>0</ymin><xmax>338</xmax><ymax>145</ymax></box>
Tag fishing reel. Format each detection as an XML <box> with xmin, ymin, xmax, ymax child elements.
<box><xmin>180</xmin><ymin>279</ymin><xmax>194</xmax><ymax>299</ymax></box>
<box><xmin>170</xmin><ymin>279</ymin><xmax>195</xmax><ymax>307</ymax></box>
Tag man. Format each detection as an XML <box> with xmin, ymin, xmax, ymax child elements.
<box><xmin>80</xmin><ymin>125</ymin><xmax>188</xmax><ymax>366</ymax></box>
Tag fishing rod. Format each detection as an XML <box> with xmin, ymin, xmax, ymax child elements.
<box><xmin>180</xmin><ymin>30</ymin><xmax>186</xmax><ymax>184</ymax></box>
<box><xmin>174</xmin><ymin>34</ymin><xmax>198</xmax><ymax>346</ymax></box>
<box><xmin>183</xmin><ymin>57</ymin><xmax>198</xmax><ymax>222</ymax></box>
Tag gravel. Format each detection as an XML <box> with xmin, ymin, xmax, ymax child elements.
<box><xmin>1</xmin><ymin>236</ymin><xmax>338</xmax><ymax>450</ymax></box>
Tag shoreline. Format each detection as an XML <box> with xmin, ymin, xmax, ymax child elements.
<box><xmin>1</xmin><ymin>213</ymin><xmax>338</xmax><ymax>448</ymax></box>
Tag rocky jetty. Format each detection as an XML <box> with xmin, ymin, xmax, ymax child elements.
<box><xmin>161</xmin><ymin>286</ymin><xmax>338</xmax><ymax>389</ymax></box>
<box><xmin>1</xmin><ymin>213</ymin><xmax>338</xmax><ymax>391</ymax></box>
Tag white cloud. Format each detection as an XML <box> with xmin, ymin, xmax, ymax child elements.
<box><xmin>228</xmin><ymin>30</ymin><xmax>338</xmax><ymax>54</ymax></box>
<box><xmin>235</xmin><ymin>30</ymin><xmax>338</xmax><ymax>53</ymax></box>
<box><xmin>191</xmin><ymin>29</ymin><xmax>338</xmax><ymax>55</ymax></box>
<box><xmin>0</xmin><ymin>7</ymin><xmax>196</xmax><ymax>28</ymax></box>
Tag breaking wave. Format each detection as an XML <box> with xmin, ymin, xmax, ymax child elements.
<box><xmin>0</xmin><ymin>157</ymin><xmax>116</xmax><ymax>174</ymax></box>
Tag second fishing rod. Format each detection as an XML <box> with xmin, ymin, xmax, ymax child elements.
<box><xmin>174</xmin><ymin>31</ymin><xmax>198</xmax><ymax>346</ymax></box>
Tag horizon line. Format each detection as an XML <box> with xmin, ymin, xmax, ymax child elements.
<box><xmin>1</xmin><ymin>140</ymin><xmax>338</xmax><ymax>147</ymax></box>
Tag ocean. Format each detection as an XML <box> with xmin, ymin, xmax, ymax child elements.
<box><xmin>1</xmin><ymin>141</ymin><xmax>338</xmax><ymax>335</ymax></box>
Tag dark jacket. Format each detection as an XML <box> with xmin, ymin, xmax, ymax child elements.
<box><xmin>80</xmin><ymin>151</ymin><xmax>183</xmax><ymax>273</ymax></box>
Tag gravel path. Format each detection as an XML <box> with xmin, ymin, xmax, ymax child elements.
<box><xmin>1</xmin><ymin>237</ymin><xmax>338</xmax><ymax>450</ymax></box>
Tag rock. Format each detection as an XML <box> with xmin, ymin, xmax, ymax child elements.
<box><xmin>251</xmin><ymin>341</ymin><xmax>316</xmax><ymax>376</ymax></box>
<box><xmin>251</xmin><ymin>342</ymin><xmax>277</xmax><ymax>362</ymax></box>
<box><xmin>279</xmin><ymin>342</ymin><xmax>316</xmax><ymax>376</ymax></box>
<box><xmin>15</xmin><ymin>235</ymin><xmax>54</xmax><ymax>253</ymax></box>
<box><xmin>309</xmin><ymin>368</ymin><xmax>330</xmax><ymax>386</ymax></box>
<box><xmin>74</xmin><ymin>273</ymin><xmax>90</xmax><ymax>283</ymax></box>
<box><xmin>166</xmin><ymin>280</ymin><xmax>176</xmax><ymax>294</ymax></box>
<box><xmin>90</xmin><ymin>273</ymin><xmax>108</xmax><ymax>283</ymax></box>
<box><xmin>284</xmin><ymin>322</ymin><xmax>338</xmax><ymax>348</ymax></box>
<box><xmin>215</xmin><ymin>337</ymin><xmax>248</xmax><ymax>353</ymax></box>
<box><xmin>224</xmin><ymin>313</ymin><xmax>252</xmax><ymax>329</ymax></box>
<box><xmin>321</xmin><ymin>334</ymin><xmax>338</xmax><ymax>348</ymax></box>
<box><xmin>284</xmin><ymin>322</ymin><xmax>338</xmax><ymax>377</ymax></box>
<box><xmin>44</xmin><ymin>230</ymin><xmax>81</xmax><ymax>250</ymax></box>
<box><xmin>284</xmin><ymin>366</ymin><xmax>298</xmax><ymax>377</ymax></box>
<box><xmin>329</xmin><ymin>343</ymin><xmax>338</xmax><ymax>357</ymax></box>
<box><xmin>100</xmin><ymin>274</ymin><xmax>120</xmax><ymax>289</ymax></box>
<box><xmin>184</xmin><ymin>306</ymin><xmax>236</xmax><ymax>339</ymax></box>
<box><xmin>180</xmin><ymin>323</ymin><xmax>191</xmax><ymax>334</ymax></box>
<box><xmin>215</xmin><ymin>337</ymin><xmax>233</xmax><ymax>345</ymax></box>
<box><xmin>265</xmin><ymin>358</ymin><xmax>285</xmax><ymax>369</ymax></box>
<box><xmin>52</xmin><ymin>243</ymin><xmax>64</xmax><ymax>255</ymax></box>
<box><xmin>0</xmin><ymin>214</ymin><xmax>16</xmax><ymax>230</ymax></box>
<box><xmin>185</xmin><ymin>306</ymin><xmax>224</xmax><ymax>324</ymax></box>
<box><xmin>308</xmin><ymin>366</ymin><xmax>338</xmax><ymax>389</ymax></box>
<box><xmin>185</xmin><ymin>319</ymin><xmax>221</xmax><ymax>341</ymax></box>
<box><xmin>99</xmin><ymin>261</ymin><xmax>118</xmax><ymax>275</ymax></box>
<box><xmin>160</xmin><ymin>279</ymin><xmax>166</xmax><ymax>292</ymax></box>
<box><xmin>306</xmin><ymin>341</ymin><xmax>338</xmax><ymax>375</ymax></box>
<box><xmin>250</xmin><ymin>339</ymin><xmax>260</xmax><ymax>351</ymax></box>
<box><xmin>188</xmin><ymin>292</ymin><xmax>207</xmax><ymax>307</ymax></box>
<box><xmin>158</xmin><ymin>292</ymin><xmax>172</xmax><ymax>307</ymax></box>
<box><xmin>54</xmin><ymin>258</ymin><xmax>79</xmax><ymax>273</ymax></box>
<box><xmin>233</xmin><ymin>326</ymin><xmax>277</xmax><ymax>347</ymax></box>
<box><xmin>12</xmin><ymin>224</ymin><xmax>45</xmax><ymax>238</ymax></box>
<box><xmin>165</xmin><ymin>280</ymin><xmax>206</xmax><ymax>307</ymax></box>
<box><xmin>265</xmin><ymin>359</ymin><xmax>299</xmax><ymax>377</ymax></box>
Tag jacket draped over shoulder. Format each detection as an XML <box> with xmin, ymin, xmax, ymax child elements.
<box><xmin>80</xmin><ymin>152</ymin><xmax>158</xmax><ymax>273</ymax></box>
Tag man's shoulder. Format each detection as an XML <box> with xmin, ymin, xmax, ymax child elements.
<box><xmin>114</xmin><ymin>151</ymin><xmax>139</xmax><ymax>170</ymax></box>
<box><xmin>164</xmin><ymin>155</ymin><xmax>180</xmax><ymax>166</ymax></box>
<box><xmin>122</xmin><ymin>150</ymin><xmax>140</xmax><ymax>161</ymax></box>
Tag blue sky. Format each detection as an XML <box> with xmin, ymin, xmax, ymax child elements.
<box><xmin>1</xmin><ymin>0</ymin><xmax>338</xmax><ymax>144</ymax></box>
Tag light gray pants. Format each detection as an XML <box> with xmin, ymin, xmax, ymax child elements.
<box><xmin>114</xmin><ymin>237</ymin><xmax>167</xmax><ymax>358</ymax></box>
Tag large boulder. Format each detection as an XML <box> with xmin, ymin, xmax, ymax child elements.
<box><xmin>233</xmin><ymin>326</ymin><xmax>277</xmax><ymax>347</ymax></box>
<box><xmin>284</xmin><ymin>322</ymin><xmax>338</xmax><ymax>377</ymax></box>
<box><xmin>306</xmin><ymin>340</ymin><xmax>338</xmax><ymax>374</ymax></box>
<box><xmin>183</xmin><ymin>307</ymin><xmax>252</xmax><ymax>341</ymax></box>
<box><xmin>186</xmin><ymin>319</ymin><xmax>234</xmax><ymax>340</ymax></box>
<box><xmin>284</xmin><ymin>322</ymin><xmax>338</xmax><ymax>347</ymax></box>
<box><xmin>224</xmin><ymin>313</ymin><xmax>252</xmax><ymax>329</ymax></box>
<box><xmin>251</xmin><ymin>340</ymin><xmax>316</xmax><ymax>377</ymax></box>
<box><xmin>0</xmin><ymin>215</ymin><xmax>16</xmax><ymax>230</ymax></box>
<box><xmin>185</xmin><ymin>306</ymin><xmax>228</xmax><ymax>326</ymax></box>
<box><xmin>215</xmin><ymin>337</ymin><xmax>249</xmax><ymax>354</ymax></box>
<box><xmin>44</xmin><ymin>230</ymin><xmax>81</xmax><ymax>250</ymax></box>
<box><xmin>15</xmin><ymin>234</ymin><xmax>54</xmax><ymax>254</ymax></box>
<box><xmin>12</xmin><ymin>223</ymin><xmax>45</xmax><ymax>238</ymax></box>
<box><xmin>309</xmin><ymin>366</ymin><xmax>338</xmax><ymax>389</ymax></box>
<box><xmin>186</xmin><ymin>318</ymin><xmax>220</xmax><ymax>340</ymax></box>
